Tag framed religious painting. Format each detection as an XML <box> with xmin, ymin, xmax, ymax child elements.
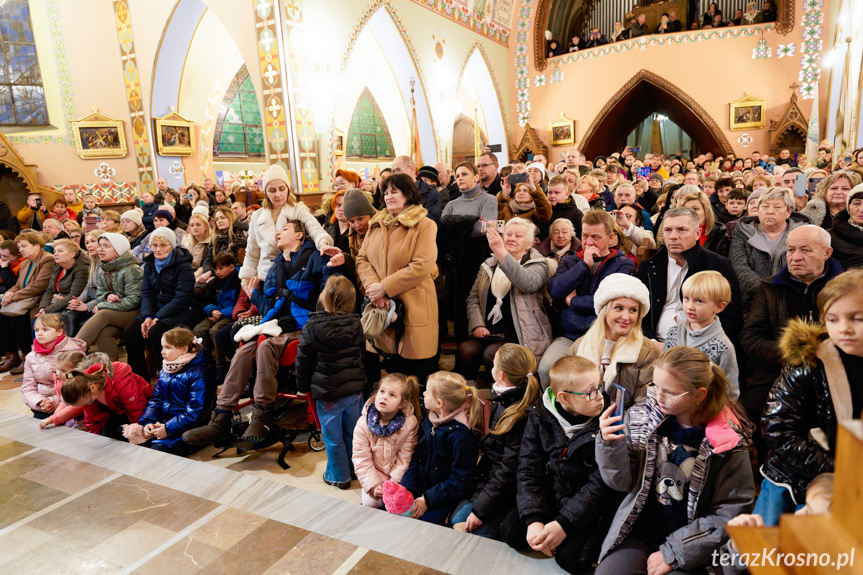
<box><xmin>153</xmin><ymin>108</ymin><xmax>195</xmax><ymax>156</ymax></box>
<box><xmin>71</xmin><ymin>109</ymin><xmax>127</xmax><ymax>159</ymax></box>
<box><xmin>730</xmin><ymin>93</ymin><xmax>766</xmax><ymax>131</ymax></box>
<box><xmin>333</xmin><ymin>128</ymin><xmax>345</xmax><ymax>156</ymax></box>
<box><xmin>549</xmin><ymin>115</ymin><xmax>575</xmax><ymax>146</ymax></box>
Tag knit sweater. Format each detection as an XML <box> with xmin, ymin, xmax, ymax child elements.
<box><xmin>441</xmin><ymin>184</ymin><xmax>498</xmax><ymax>237</ymax></box>
<box><xmin>663</xmin><ymin>317</ymin><xmax>740</xmax><ymax>400</ymax></box>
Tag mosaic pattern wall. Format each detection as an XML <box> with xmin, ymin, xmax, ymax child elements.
<box><xmin>216</xmin><ymin>169</ymin><xmax>264</xmax><ymax>190</ymax></box>
<box><xmin>346</xmin><ymin>87</ymin><xmax>395</xmax><ymax>159</ymax></box>
<box><xmin>253</xmin><ymin>0</ymin><xmax>291</xmax><ymax>174</ymax></box>
<box><xmin>49</xmin><ymin>182</ymin><xmax>138</xmax><ymax>202</ymax></box>
<box><xmin>407</xmin><ymin>0</ymin><xmax>510</xmax><ymax>46</ymax></box>
<box><xmin>214</xmin><ymin>66</ymin><xmax>265</xmax><ymax>157</ymax></box>
<box><xmin>111</xmin><ymin>0</ymin><xmax>154</xmax><ymax>195</ymax></box>
<box><xmin>0</xmin><ymin>0</ymin><xmax>48</xmax><ymax>126</ymax></box>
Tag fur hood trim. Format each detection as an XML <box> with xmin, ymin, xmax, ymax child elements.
<box><xmin>780</xmin><ymin>318</ymin><xmax>827</xmax><ymax>368</ymax></box>
<box><xmin>369</xmin><ymin>203</ymin><xmax>428</xmax><ymax>229</ymax></box>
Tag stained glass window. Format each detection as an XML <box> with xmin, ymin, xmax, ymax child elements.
<box><xmin>214</xmin><ymin>65</ymin><xmax>264</xmax><ymax>157</ymax></box>
<box><xmin>346</xmin><ymin>88</ymin><xmax>394</xmax><ymax>160</ymax></box>
<box><xmin>0</xmin><ymin>0</ymin><xmax>48</xmax><ymax>125</ymax></box>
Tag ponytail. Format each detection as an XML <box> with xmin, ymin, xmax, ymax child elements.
<box><xmin>426</xmin><ymin>371</ymin><xmax>484</xmax><ymax>432</ymax></box>
<box><xmin>466</xmin><ymin>386</ymin><xmax>484</xmax><ymax>433</ymax></box>
<box><xmin>491</xmin><ymin>343</ymin><xmax>541</xmax><ymax>436</ymax></box>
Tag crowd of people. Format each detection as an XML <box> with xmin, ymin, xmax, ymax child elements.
<box><xmin>547</xmin><ymin>1</ymin><xmax>778</xmax><ymax>57</ymax></box>
<box><xmin>10</xmin><ymin>138</ymin><xmax>863</xmax><ymax>573</ymax></box>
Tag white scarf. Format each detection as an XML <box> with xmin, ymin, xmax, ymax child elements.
<box><xmin>487</xmin><ymin>265</ymin><xmax>512</xmax><ymax>325</ymax></box>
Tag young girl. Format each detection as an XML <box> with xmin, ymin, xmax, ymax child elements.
<box><xmin>296</xmin><ymin>275</ymin><xmax>366</xmax><ymax>489</ymax></box>
<box><xmin>38</xmin><ymin>349</ymin><xmax>86</xmax><ymax>430</ymax></box>
<box><xmin>20</xmin><ymin>313</ymin><xmax>87</xmax><ymax>420</ymax></box>
<box><xmin>757</xmin><ymin>268</ymin><xmax>863</xmax><ymax>525</ymax></box>
<box><xmin>596</xmin><ymin>346</ymin><xmax>754</xmax><ymax>574</ymax></box>
<box><xmin>352</xmin><ymin>373</ymin><xmax>421</xmax><ymax>507</ymax></box>
<box><xmin>400</xmin><ymin>371</ymin><xmax>481</xmax><ymax>525</ymax></box>
<box><xmin>60</xmin><ymin>352</ymin><xmax>153</xmax><ymax>439</ymax></box>
<box><xmin>77</xmin><ymin>193</ymin><xmax>102</xmax><ymax>224</ymax></box>
<box><xmin>452</xmin><ymin>344</ymin><xmax>541</xmax><ymax>538</ymax></box>
<box><xmin>132</xmin><ymin>328</ymin><xmax>213</xmax><ymax>455</ymax></box>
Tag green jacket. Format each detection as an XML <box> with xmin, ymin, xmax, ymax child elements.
<box><xmin>92</xmin><ymin>251</ymin><xmax>143</xmax><ymax>312</ymax></box>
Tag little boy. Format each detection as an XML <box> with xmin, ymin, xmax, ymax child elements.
<box><xmin>139</xmin><ymin>191</ymin><xmax>159</xmax><ymax>233</ymax></box>
<box><xmin>501</xmin><ymin>355</ymin><xmax>615</xmax><ymax>573</ymax></box>
<box><xmin>193</xmin><ymin>252</ymin><xmax>241</xmax><ymax>376</ymax></box>
<box><xmin>718</xmin><ymin>188</ymin><xmax>748</xmax><ymax>229</ymax></box>
<box><xmin>663</xmin><ymin>270</ymin><xmax>739</xmax><ymax>400</ymax></box>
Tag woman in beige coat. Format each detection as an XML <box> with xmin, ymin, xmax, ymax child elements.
<box><xmin>356</xmin><ymin>173</ymin><xmax>439</xmax><ymax>383</ymax></box>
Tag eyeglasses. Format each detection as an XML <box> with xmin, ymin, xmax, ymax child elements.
<box><xmin>647</xmin><ymin>382</ymin><xmax>691</xmax><ymax>403</ymax></box>
<box><xmin>476</xmin><ymin>163</ymin><xmax>494</xmax><ymax>169</ymax></box>
<box><xmin>561</xmin><ymin>386</ymin><xmax>602</xmax><ymax>401</ymax></box>
<box><xmin>391</xmin><ymin>166</ymin><xmax>411</xmax><ymax>173</ymax></box>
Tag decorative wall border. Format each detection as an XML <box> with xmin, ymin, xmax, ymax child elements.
<box><xmin>111</xmin><ymin>0</ymin><xmax>155</xmax><ymax>196</ymax></box>
<box><xmin>514</xmin><ymin>0</ymin><xmax>535</xmax><ymax>126</ymax></box>
<box><xmin>797</xmin><ymin>0</ymin><xmax>824</xmax><ymax>99</ymax></box>
<box><xmin>7</xmin><ymin>0</ymin><xmax>77</xmax><ymax>146</ymax></box>
<box><xmin>253</xmin><ymin>0</ymin><xmax>292</xmax><ymax>173</ymax></box>
<box><xmin>407</xmin><ymin>0</ymin><xmax>510</xmax><ymax>47</ymax></box>
<box><xmin>281</xmin><ymin>0</ymin><xmax>320</xmax><ymax>192</ymax></box>
<box><xmin>49</xmin><ymin>182</ymin><xmax>139</xmax><ymax>202</ymax></box>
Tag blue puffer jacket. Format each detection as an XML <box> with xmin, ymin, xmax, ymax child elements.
<box><xmin>139</xmin><ymin>247</ymin><xmax>198</xmax><ymax>323</ymax></box>
<box><xmin>400</xmin><ymin>414</ymin><xmax>479</xmax><ymax>513</ymax></box>
<box><xmin>141</xmin><ymin>201</ymin><xmax>159</xmax><ymax>232</ymax></box>
<box><xmin>548</xmin><ymin>248</ymin><xmax>636</xmax><ymax>340</ymax></box>
<box><xmin>203</xmin><ymin>266</ymin><xmax>241</xmax><ymax>318</ymax></box>
<box><xmin>251</xmin><ymin>239</ymin><xmax>337</xmax><ymax>330</ymax></box>
<box><xmin>139</xmin><ymin>348</ymin><xmax>214</xmax><ymax>450</ymax></box>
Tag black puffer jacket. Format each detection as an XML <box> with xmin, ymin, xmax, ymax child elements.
<box><xmin>469</xmin><ymin>386</ymin><xmax>529</xmax><ymax>521</ymax></box>
<box><xmin>762</xmin><ymin>319</ymin><xmax>848</xmax><ymax>503</ymax></box>
<box><xmin>295</xmin><ymin>311</ymin><xmax>366</xmax><ymax>401</ymax></box>
<box><xmin>139</xmin><ymin>247</ymin><xmax>197</xmax><ymax>322</ymax></box>
<box><xmin>829</xmin><ymin>211</ymin><xmax>863</xmax><ymax>270</ymax></box>
<box><xmin>517</xmin><ymin>390</ymin><xmax>614</xmax><ymax>533</ymax></box>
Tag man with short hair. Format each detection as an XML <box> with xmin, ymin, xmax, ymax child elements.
<box><xmin>683</xmin><ymin>171</ymin><xmax>702</xmax><ymax>188</ymax></box>
<box><xmin>584</xmin><ymin>27</ymin><xmax>608</xmax><ymax>47</ymax></box>
<box><xmin>667</xmin><ymin>10</ymin><xmax>682</xmax><ymax>31</ymax></box>
<box><xmin>637</xmin><ymin>207</ymin><xmax>743</xmax><ymax>341</ymax></box>
<box><xmin>434</xmin><ymin>161</ymin><xmax>460</xmax><ymax>202</ymax></box>
<box><xmin>776</xmin><ymin>148</ymin><xmax>797</xmax><ymax>167</ymax></box>
<box><xmin>731</xmin><ymin>8</ymin><xmax>744</xmax><ymax>25</ymax></box>
<box><xmin>751</xmin><ymin>151</ymin><xmax>765</xmax><ymax>168</ymax></box>
<box><xmin>155</xmin><ymin>177</ymin><xmax>173</xmax><ymax>205</ymax></box>
<box><xmin>614</xmin><ymin>183</ymin><xmax>653</xmax><ymax>232</ymax></box>
<box><xmin>17</xmin><ymin>193</ymin><xmax>47</xmax><ymax>230</ymax></box>
<box><xmin>476</xmin><ymin>152</ymin><xmax>502</xmax><ymax>196</ymax></box>
<box><xmin>565</xmin><ymin>149</ymin><xmax>589</xmax><ymax>176</ymax></box>
<box><xmin>630</xmin><ymin>13</ymin><xmax>648</xmax><ymax>37</ymax></box>
<box><xmin>390</xmin><ymin>155</ymin><xmax>442</xmax><ymax>221</ymax></box>
<box><xmin>539</xmin><ymin>175</ymin><xmax>583</xmax><ymax>240</ymax></box>
<box><xmin>739</xmin><ymin>225</ymin><xmax>842</xmax><ymax>460</ymax></box>
<box><xmin>648</xmin><ymin>154</ymin><xmax>669</xmax><ymax>179</ymax></box>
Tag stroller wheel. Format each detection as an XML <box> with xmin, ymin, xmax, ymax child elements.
<box><xmin>308</xmin><ymin>431</ymin><xmax>325</xmax><ymax>452</ymax></box>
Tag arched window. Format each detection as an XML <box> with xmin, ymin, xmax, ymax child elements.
<box><xmin>214</xmin><ymin>65</ymin><xmax>264</xmax><ymax>157</ymax></box>
<box><xmin>346</xmin><ymin>87</ymin><xmax>394</xmax><ymax>160</ymax></box>
<box><xmin>0</xmin><ymin>0</ymin><xmax>48</xmax><ymax>126</ymax></box>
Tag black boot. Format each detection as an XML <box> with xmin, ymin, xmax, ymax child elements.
<box><xmin>182</xmin><ymin>408</ymin><xmax>233</xmax><ymax>445</ymax></box>
<box><xmin>241</xmin><ymin>403</ymin><xmax>275</xmax><ymax>442</ymax></box>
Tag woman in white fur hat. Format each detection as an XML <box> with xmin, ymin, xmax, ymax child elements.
<box><xmin>239</xmin><ymin>164</ymin><xmax>334</xmax><ymax>284</ymax></box>
<box><xmin>566</xmin><ymin>273</ymin><xmax>658</xmax><ymax>409</ymax></box>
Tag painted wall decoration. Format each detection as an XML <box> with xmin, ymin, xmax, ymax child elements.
<box><xmin>216</xmin><ymin>170</ymin><xmax>264</xmax><ymax>190</ymax></box>
<box><xmin>798</xmin><ymin>0</ymin><xmax>824</xmax><ymax>99</ymax></box>
<box><xmin>253</xmin><ymin>0</ymin><xmax>292</xmax><ymax>174</ymax></box>
<box><xmin>49</xmin><ymin>182</ymin><xmax>138</xmax><ymax>202</ymax></box>
<box><xmin>94</xmin><ymin>162</ymin><xmax>116</xmax><ymax>183</ymax></box>
<box><xmin>110</xmin><ymin>0</ymin><xmax>155</xmax><ymax>195</ymax></box>
<box><xmin>514</xmin><ymin>1</ymin><xmax>535</xmax><ymax>126</ymax></box>
<box><xmin>408</xmin><ymin>0</ymin><xmax>510</xmax><ymax>46</ymax></box>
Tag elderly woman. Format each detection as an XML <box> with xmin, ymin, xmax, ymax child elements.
<box><xmin>830</xmin><ymin>183</ymin><xmax>863</xmax><ymax>270</ymax></box>
<box><xmin>181</xmin><ymin>213</ymin><xmax>212</xmax><ymax>277</ymax></box>
<box><xmin>357</xmin><ymin>173</ymin><xmax>438</xmax><ymax>383</ymax></box>
<box><xmin>455</xmin><ymin>218</ymin><xmax>553</xmax><ymax>382</ymax></box>
<box><xmin>801</xmin><ymin>170</ymin><xmax>862</xmax><ymax>229</ymax></box>
<box><xmin>36</xmin><ymin>238</ymin><xmax>91</xmax><ymax>327</ymax></box>
<box><xmin>678</xmin><ymin>190</ymin><xmax>730</xmax><ymax>257</ymax></box>
<box><xmin>0</xmin><ymin>232</ymin><xmax>54</xmax><ymax>373</ymax></box>
<box><xmin>538</xmin><ymin>218</ymin><xmax>580</xmax><ymax>263</ymax></box>
<box><xmin>131</xmin><ymin>208</ymin><xmax>186</xmax><ymax>263</ymax></box>
<box><xmin>124</xmin><ymin>228</ymin><xmax>202</xmax><ymax>380</ymax></box>
<box><xmin>730</xmin><ymin>187</ymin><xmax>810</xmax><ymax>308</ymax></box>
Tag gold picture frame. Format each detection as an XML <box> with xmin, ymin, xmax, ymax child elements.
<box><xmin>333</xmin><ymin>128</ymin><xmax>345</xmax><ymax>156</ymax></box>
<box><xmin>71</xmin><ymin>109</ymin><xmax>127</xmax><ymax>159</ymax></box>
<box><xmin>730</xmin><ymin>93</ymin><xmax>767</xmax><ymax>131</ymax></box>
<box><xmin>549</xmin><ymin>115</ymin><xmax>575</xmax><ymax>146</ymax></box>
<box><xmin>154</xmin><ymin>108</ymin><xmax>195</xmax><ymax>156</ymax></box>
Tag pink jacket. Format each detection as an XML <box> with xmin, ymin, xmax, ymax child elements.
<box><xmin>352</xmin><ymin>400</ymin><xmax>418</xmax><ymax>493</ymax></box>
<box><xmin>20</xmin><ymin>335</ymin><xmax>87</xmax><ymax>412</ymax></box>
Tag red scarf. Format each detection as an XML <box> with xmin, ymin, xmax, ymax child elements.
<box><xmin>698</xmin><ymin>225</ymin><xmax>707</xmax><ymax>246</ymax></box>
<box><xmin>34</xmin><ymin>333</ymin><xmax>65</xmax><ymax>355</ymax></box>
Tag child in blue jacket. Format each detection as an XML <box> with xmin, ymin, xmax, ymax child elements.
<box><xmin>401</xmin><ymin>371</ymin><xmax>480</xmax><ymax>525</ymax></box>
<box><xmin>193</xmin><ymin>252</ymin><xmax>241</xmax><ymax>377</ymax></box>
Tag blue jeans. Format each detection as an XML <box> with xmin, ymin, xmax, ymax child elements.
<box><xmin>317</xmin><ymin>393</ymin><xmax>363</xmax><ymax>483</ymax></box>
<box><xmin>752</xmin><ymin>477</ymin><xmax>798</xmax><ymax>526</ymax></box>
<box><xmin>450</xmin><ymin>500</ymin><xmax>507</xmax><ymax>539</ymax></box>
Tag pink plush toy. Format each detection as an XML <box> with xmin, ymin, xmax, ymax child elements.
<box><xmin>382</xmin><ymin>480</ymin><xmax>414</xmax><ymax>516</ymax></box>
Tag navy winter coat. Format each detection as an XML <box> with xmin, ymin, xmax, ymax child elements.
<box><xmin>141</xmin><ymin>201</ymin><xmax>159</xmax><ymax>232</ymax></box>
<box><xmin>203</xmin><ymin>266</ymin><xmax>241</xmax><ymax>318</ymax></box>
<box><xmin>401</xmin><ymin>415</ymin><xmax>479</xmax><ymax>512</ymax></box>
<box><xmin>139</xmin><ymin>348</ymin><xmax>214</xmax><ymax>450</ymax></box>
<box><xmin>548</xmin><ymin>248</ymin><xmax>636</xmax><ymax>340</ymax></box>
<box><xmin>139</xmin><ymin>247</ymin><xmax>198</xmax><ymax>323</ymax></box>
<box><xmin>295</xmin><ymin>311</ymin><xmax>365</xmax><ymax>401</ymax></box>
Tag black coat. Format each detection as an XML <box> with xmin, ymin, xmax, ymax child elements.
<box><xmin>703</xmin><ymin>222</ymin><xmax>730</xmax><ymax>258</ymax></box>
<box><xmin>829</xmin><ymin>211</ymin><xmax>863</xmax><ymax>270</ymax></box>
<box><xmin>469</xmin><ymin>387</ymin><xmax>528</xmax><ymax>521</ymax></box>
<box><xmin>637</xmin><ymin>243</ymin><xmax>744</xmax><ymax>341</ymax></box>
<box><xmin>295</xmin><ymin>311</ymin><xmax>365</xmax><ymax>401</ymax></box>
<box><xmin>537</xmin><ymin>199</ymin><xmax>584</xmax><ymax>240</ymax></box>
<box><xmin>516</xmin><ymin>397</ymin><xmax>614</xmax><ymax>532</ymax></box>
<box><xmin>139</xmin><ymin>247</ymin><xmax>198</xmax><ymax>322</ymax></box>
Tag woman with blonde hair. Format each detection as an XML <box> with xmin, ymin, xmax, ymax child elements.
<box><xmin>678</xmin><ymin>190</ymin><xmax>731</xmax><ymax>257</ymax></box>
<box><xmin>575</xmin><ymin>174</ymin><xmax>606</xmax><ymax>211</ymax></box>
<box><xmin>800</xmin><ymin>170</ymin><xmax>862</xmax><ymax>229</ymax></box>
<box><xmin>182</xmin><ymin>212</ymin><xmax>212</xmax><ymax>277</ymax></box>
<box><xmin>562</xmin><ymin>169</ymin><xmax>591</xmax><ymax>213</ymax></box>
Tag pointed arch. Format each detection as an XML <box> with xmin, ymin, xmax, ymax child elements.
<box><xmin>213</xmin><ymin>65</ymin><xmax>264</xmax><ymax>157</ymax></box>
<box><xmin>457</xmin><ymin>44</ymin><xmax>510</xmax><ymax>164</ymax></box>
<box><xmin>346</xmin><ymin>87</ymin><xmax>395</xmax><ymax>160</ymax></box>
<box><xmin>579</xmin><ymin>69</ymin><xmax>734</xmax><ymax>158</ymax></box>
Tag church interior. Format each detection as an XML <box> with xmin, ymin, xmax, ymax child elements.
<box><xmin>1</xmin><ymin>0</ymin><xmax>863</xmax><ymax>574</ymax></box>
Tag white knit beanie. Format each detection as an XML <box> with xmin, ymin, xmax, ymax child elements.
<box><xmin>593</xmin><ymin>273</ymin><xmax>651</xmax><ymax>315</ymax></box>
<box><xmin>527</xmin><ymin>162</ymin><xmax>546</xmax><ymax>175</ymax></box>
<box><xmin>847</xmin><ymin>183</ymin><xmax>863</xmax><ymax>210</ymax></box>
<box><xmin>120</xmin><ymin>209</ymin><xmax>143</xmax><ymax>227</ymax></box>
<box><xmin>98</xmin><ymin>232</ymin><xmax>131</xmax><ymax>256</ymax></box>
<box><xmin>261</xmin><ymin>164</ymin><xmax>290</xmax><ymax>193</ymax></box>
<box><xmin>191</xmin><ymin>205</ymin><xmax>210</xmax><ymax>218</ymax></box>
<box><xmin>150</xmin><ymin>227</ymin><xmax>177</xmax><ymax>249</ymax></box>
